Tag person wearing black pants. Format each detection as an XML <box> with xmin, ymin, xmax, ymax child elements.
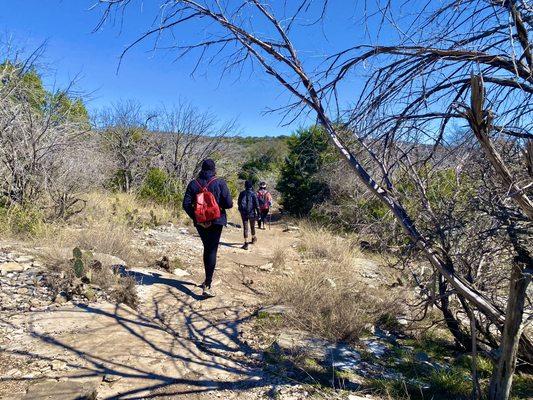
<box><xmin>182</xmin><ymin>159</ymin><xmax>233</xmax><ymax>298</ymax></box>
<box><xmin>196</xmin><ymin>224</ymin><xmax>223</xmax><ymax>291</ymax></box>
<box><xmin>238</xmin><ymin>180</ymin><xmax>260</xmax><ymax>250</ymax></box>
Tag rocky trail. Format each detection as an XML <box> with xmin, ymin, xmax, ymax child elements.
<box><xmin>1</xmin><ymin>221</ymin><xmax>329</xmax><ymax>400</ymax></box>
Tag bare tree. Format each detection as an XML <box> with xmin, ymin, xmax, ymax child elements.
<box><xmin>151</xmin><ymin>102</ymin><xmax>235</xmax><ymax>186</ymax></box>
<box><xmin>94</xmin><ymin>100</ymin><xmax>157</xmax><ymax>192</ymax></box>
<box><xmin>93</xmin><ymin>1</ymin><xmax>531</xmax><ymax>397</ymax></box>
<box><xmin>0</xmin><ymin>43</ymin><xmax>89</xmax><ymax>206</ymax></box>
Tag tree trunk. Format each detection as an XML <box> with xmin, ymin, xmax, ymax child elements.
<box><xmin>489</xmin><ymin>262</ymin><xmax>531</xmax><ymax>400</ymax></box>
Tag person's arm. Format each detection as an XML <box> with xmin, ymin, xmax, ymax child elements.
<box><xmin>219</xmin><ymin>179</ymin><xmax>233</xmax><ymax>210</ymax></box>
<box><xmin>267</xmin><ymin>192</ymin><xmax>273</xmax><ymax>207</ymax></box>
<box><xmin>182</xmin><ymin>181</ymin><xmax>196</xmax><ymax>220</ymax></box>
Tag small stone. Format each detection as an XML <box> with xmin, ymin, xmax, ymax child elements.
<box><xmin>415</xmin><ymin>351</ymin><xmax>430</xmax><ymax>362</ymax></box>
<box><xmin>172</xmin><ymin>268</ymin><xmax>190</xmax><ymax>277</ymax></box>
<box><xmin>0</xmin><ymin>262</ymin><xmax>25</xmax><ymax>274</ymax></box>
<box><xmin>51</xmin><ymin>360</ymin><xmax>67</xmax><ymax>371</ymax></box>
<box><xmin>259</xmin><ymin>262</ymin><xmax>273</xmax><ymax>272</ymax></box>
<box><xmin>257</xmin><ymin>305</ymin><xmax>291</xmax><ymax>317</ymax></box>
<box><xmin>324</xmin><ymin>278</ymin><xmax>336</xmax><ymax>288</ymax></box>
<box><xmin>15</xmin><ymin>255</ymin><xmax>34</xmax><ymax>263</ymax></box>
<box><xmin>103</xmin><ymin>373</ymin><xmax>122</xmax><ymax>383</ymax></box>
<box><xmin>54</xmin><ymin>292</ymin><xmax>69</xmax><ymax>304</ymax></box>
<box><xmin>283</xmin><ymin>225</ymin><xmax>300</xmax><ymax>232</ymax></box>
<box><xmin>17</xmin><ymin>287</ymin><xmax>30</xmax><ymax>295</ymax></box>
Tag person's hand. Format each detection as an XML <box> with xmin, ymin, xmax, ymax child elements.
<box><xmin>197</xmin><ymin>222</ymin><xmax>212</xmax><ymax>228</ymax></box>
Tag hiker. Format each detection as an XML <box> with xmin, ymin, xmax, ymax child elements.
<box><xmin>182</xmin><ymin>159</ymin><xmax>233</xmax><ymax>298</ymax></box>
<box><xmin>238</xmin><ymin>180</ymin><xmax>260</xmax><ymax>250</ymax></box>
<box><xmin>256</xmin><ymin>181</ymin><xmax>272</xmax><ymax>230</ymax></box>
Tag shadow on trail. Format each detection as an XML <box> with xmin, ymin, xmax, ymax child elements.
<box><xmin>126</xmin><ymin>269</ymin><xmax>204</xmax><ymax>301</ymax></box>
<box><xmin>219</xmin><ymin>241</ymin><xmax>243</xmax><ymax>249</ymax></box>
<box><xmin>0</xmin><ymin>270</ymin><xmax>291</xmax><ymax>399</ymax></box>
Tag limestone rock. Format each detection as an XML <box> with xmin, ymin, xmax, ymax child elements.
<box><xmin>259</xmin><ymin>262</ymin><xmax>273</xmax><ymax>272</ymax></box>
<box><xmin>103</xmin><ymin>373</ymin><xmax>122</xmax><ymax>383</ymax></box>
<box><xmin>258</xmin><ymin>305</ymin><xmax>291</xmax><ymax>317</ymax></box>
<box><xmin>23</xmin><ymin>380</ymin><xmax>98</xmax><ymax>400</ymax></box>
<box><xmin>0</xmin><ymin>262</ymin><xmax>25</xmax><ymax>274</ymax></box>
<box><xmin>172</xmin><ymin>267</ymin><xmax>190</xmax><ymax>277</ymax></box>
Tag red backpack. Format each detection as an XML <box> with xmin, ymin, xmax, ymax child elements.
<box><xmin>257</xmin><ymin>189</ymin><xmax>271</xmax><ymax>211</ymax></box>
<box><xmin>194</xmin><ymin>177</ymin><xmax>221</xmax><ymax>223</ymax></box>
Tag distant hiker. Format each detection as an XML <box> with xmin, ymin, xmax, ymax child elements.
<box><xmin>238</xmin><ymin>180</ymin><xmax>260</xmax><ymax>250</ymax></box>
<box><xmin>183</xmin><ymin>159</ymin><xmax>233</xmax><ymax>298</ymax></box>
<box><xmin>256</xmin><ymin>181</ymin><xmax>272</xmax><ymax>230</ymax></box>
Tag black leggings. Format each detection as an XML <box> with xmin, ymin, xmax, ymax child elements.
<box><xmin>196</xmin><ymin>224</ymin><xmax>223</xmax><ymax>287</ymax></box>
<box><xmin>258</xmin><ymin>209</ymin><xmax>269</xmax><ymax>227</ymax></box>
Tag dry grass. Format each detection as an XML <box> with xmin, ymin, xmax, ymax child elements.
<box><xmin>73</xmin><ymin>192</ymin><xmax>179</xmax><ymax>227</ymax></box>
<box><xmin>270</xmin><ymin>223</ymin><xmax>403</xmax><ymax>344</ymax></box>
<box><xmin>38</xmin><ymin>192</ymin><xmax>181</xmax><ymax>263</ymax></box>
<box><xmin>271</xmin><ymin>246</ymin><xmax>288</xmax><ymax>269</ymax></box>
<box><xmin>297</xmin><ymin>223</ymin><xmax>359</xmax><ymax>265</ymax></box>
<box><xmin>273</xmin><ymin>260</ymin><xmax>401</xmax><ymax>343</ymax></box>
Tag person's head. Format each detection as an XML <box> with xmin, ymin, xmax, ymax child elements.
<box><xmin>259</xmin><ymin>181</ymin><xmax>267</xmax><ymax>189</ymax></box>
<box><xmin>201</xmin><ymin>159</ymin><xmax>216</xmax><ymax>173</ymax></box>
<box><xmin>244</xmin><ymin>180</ymin><xmax>253</xmax><ymax>190</ymax></box>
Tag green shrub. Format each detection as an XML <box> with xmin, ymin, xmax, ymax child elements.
<box><xmin>138</xmin><ymin>168</ymin><xmax>182</xmax><ymax>208</ymax></box>
<box><xmin>0</xmin><ymin>205</ymin><xmax>44</xmax><ymax>237</ymax></box>
<box><xmin>276</xmin><ymin>126</ymin><xmax>332</xmax><ymax>216</ymax></box>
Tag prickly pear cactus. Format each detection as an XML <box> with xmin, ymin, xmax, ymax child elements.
<box><xmin>73</xmin><ymin>247</ymin><xmax>83</xmax><ymax>259</ymax></box>
<box><xmin>73</xmin><ymin>258</ymin><xmax>84</xmax><ymax>278</ymax></box>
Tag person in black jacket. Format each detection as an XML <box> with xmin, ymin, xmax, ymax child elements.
<box><xmin>182</xmin><ymin>159</ymin><xmax>233</xmax><ymax>298</ymax></box>
<box><xmin>238</xmin><ymin>180</ymin><xmax>260</xmax><ymax>250</ymax></box>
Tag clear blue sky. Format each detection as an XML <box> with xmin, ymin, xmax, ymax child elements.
<box><xmin>1</xmin><ymin>1</ymin><xmax>406</xmax><ymax>136</ymax></box>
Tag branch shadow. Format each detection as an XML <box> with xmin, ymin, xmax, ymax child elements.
<box><xmin>0</xmin><ymin>271</ymin><xmax>296</xmax><ymax>399</ymax></box>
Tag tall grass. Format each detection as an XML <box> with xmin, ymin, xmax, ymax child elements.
<box><xmin>271</xmin><ymin>223</ymin><xmax>403</xmax><ymax>343</ymax></box>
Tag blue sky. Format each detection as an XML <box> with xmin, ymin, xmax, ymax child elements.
<box><xmin>1</xmin><ymin>1</ymin><xmax>406</xmax><ymax>136</ymax></box>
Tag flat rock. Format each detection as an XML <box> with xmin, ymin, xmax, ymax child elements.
<box><xmin>282</xmin><ymin>225</ymin><xmax>300</xmax><ymax>232</ymax></box>
<box><xmin>348</xmin><ymin>395</ymin><xmax>377</xmax><ymax>400</ymax></box>
<box><xmin>23</xmin><ymin>380</ymin><xmax>98</xmax><ymax>400</ymax></box>
<box><xmin>172</xmin><ymin>268</ymin><xmax>190</xmax><ymax>277</ymax></box>
<box><xmin>0</xmin><ymin>262</ymin><xmax>25</xmax><ymax>273</ymax></box>
<box><xmin>258</xmin><ymin>305</ymin><xmax>291</xmax><ymax>317</ymax></box>
<box><xmin>103</xmin><ymin>373</ymin><xmax>122</xmax><ymax>383</ymax></box>
<box><xmin>15</xmin><ymin>255</ymin><xmax>34</xmax><ymax>263</ymax></box>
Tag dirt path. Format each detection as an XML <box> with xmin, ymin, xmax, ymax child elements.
<box><xmin>0</xmin><ymin>220</ymin><xmax>300</xmax><ymax>399</ymax></box>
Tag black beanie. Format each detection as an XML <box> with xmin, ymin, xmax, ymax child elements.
<box><xmin>245</xmin><ymin>180</ymin><xmax>253</xmax><ymax>189</ymax></box>
<box><xmin>201</xmin><ymin>159</ymin><xmax>216</xmax><ymax>172</ymax></box>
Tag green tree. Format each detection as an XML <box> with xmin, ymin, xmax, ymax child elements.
<box><xmin>276</xmin><ymin>126</ymin><xmax>331</xmax><ymax>216</ymax></box>
<box><xmin>138</xmin><ymin>168</ymin><xmax>182</xmax><ymax>207</ymax></box>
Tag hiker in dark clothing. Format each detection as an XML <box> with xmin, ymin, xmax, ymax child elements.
<box><xmin>183</xmin><ymin>159</ymin><xmax>233</xmax><ymax>298</ymax></box>
<box><xmin>256</xmin><ymin>181</ymin><xmax>272</xmax><ymax>230</ymax></box>
<box><xmin>238</xmin><ymin>180</ymin><xmax>260</xmax><ymax>250</ymax></box>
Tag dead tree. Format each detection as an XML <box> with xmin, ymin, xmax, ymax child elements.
<box><xmin>151</xmin><ymin>103</ymin><xmax>234</xmax><ymax>186</ymax></box>
<box><xmin>93</xmin><ymin>1</ymin><xmax>532</xmax><ymax>397</ymax></box>
<box><xmin>94</xmin><ymin>100</ymin><xmax>157</xmax><ymax>192</ymax></box>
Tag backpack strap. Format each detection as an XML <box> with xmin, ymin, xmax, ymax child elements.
<box><xmin>195</xmin><ymin>177</ymin><xmax>217</xmax><ymax>191</ymax></box>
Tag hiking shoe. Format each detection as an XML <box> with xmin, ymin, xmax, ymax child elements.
<box><xmin>251</xmin><ymin>236</ymin><xmax>257</xmax><ymax>244</ymax></box>
<box><xmin>241</xmin><ymin>243</ymin><xmax>249</xmax><ymax>250</ymax></box>
<box><xmin>202</xmin><ymin>287</ymin><xmax>216</xmax><ymax>298</ymax></box>
<box><xmin>198</xmin><ymin>281</ymin><xmax>207</xmax><ymax>290</ymax></box>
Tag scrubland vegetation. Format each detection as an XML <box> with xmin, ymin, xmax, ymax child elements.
<box><xmin>2</xmin><ymin>0</ymin><xmax>533</xmax><ymax>398</ymax></box>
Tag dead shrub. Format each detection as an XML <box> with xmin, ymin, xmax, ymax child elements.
<box><xmin>111</xmin><ymin>275</ymin><xmax>138</xmax><ymax>309</ymax></box>
<box><xmin>73</xmin><ymin>220</ymin><xmax>133</xmax><ymax>261</ymax></box>
<box><xmin>271</xmin><ymin>246</ymin><xmax>287</xmax><ymax>269</ymax></box>
<box><xmin>272</xmin><ymin>259</ymin><xmax>403</xmax><ymax>344</ymax></box>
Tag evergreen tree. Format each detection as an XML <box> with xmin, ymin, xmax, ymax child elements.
<box><xmin>276</xmin><ymin>126</ymin><xmax>331</xmax><ymax>216</ymax></box>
